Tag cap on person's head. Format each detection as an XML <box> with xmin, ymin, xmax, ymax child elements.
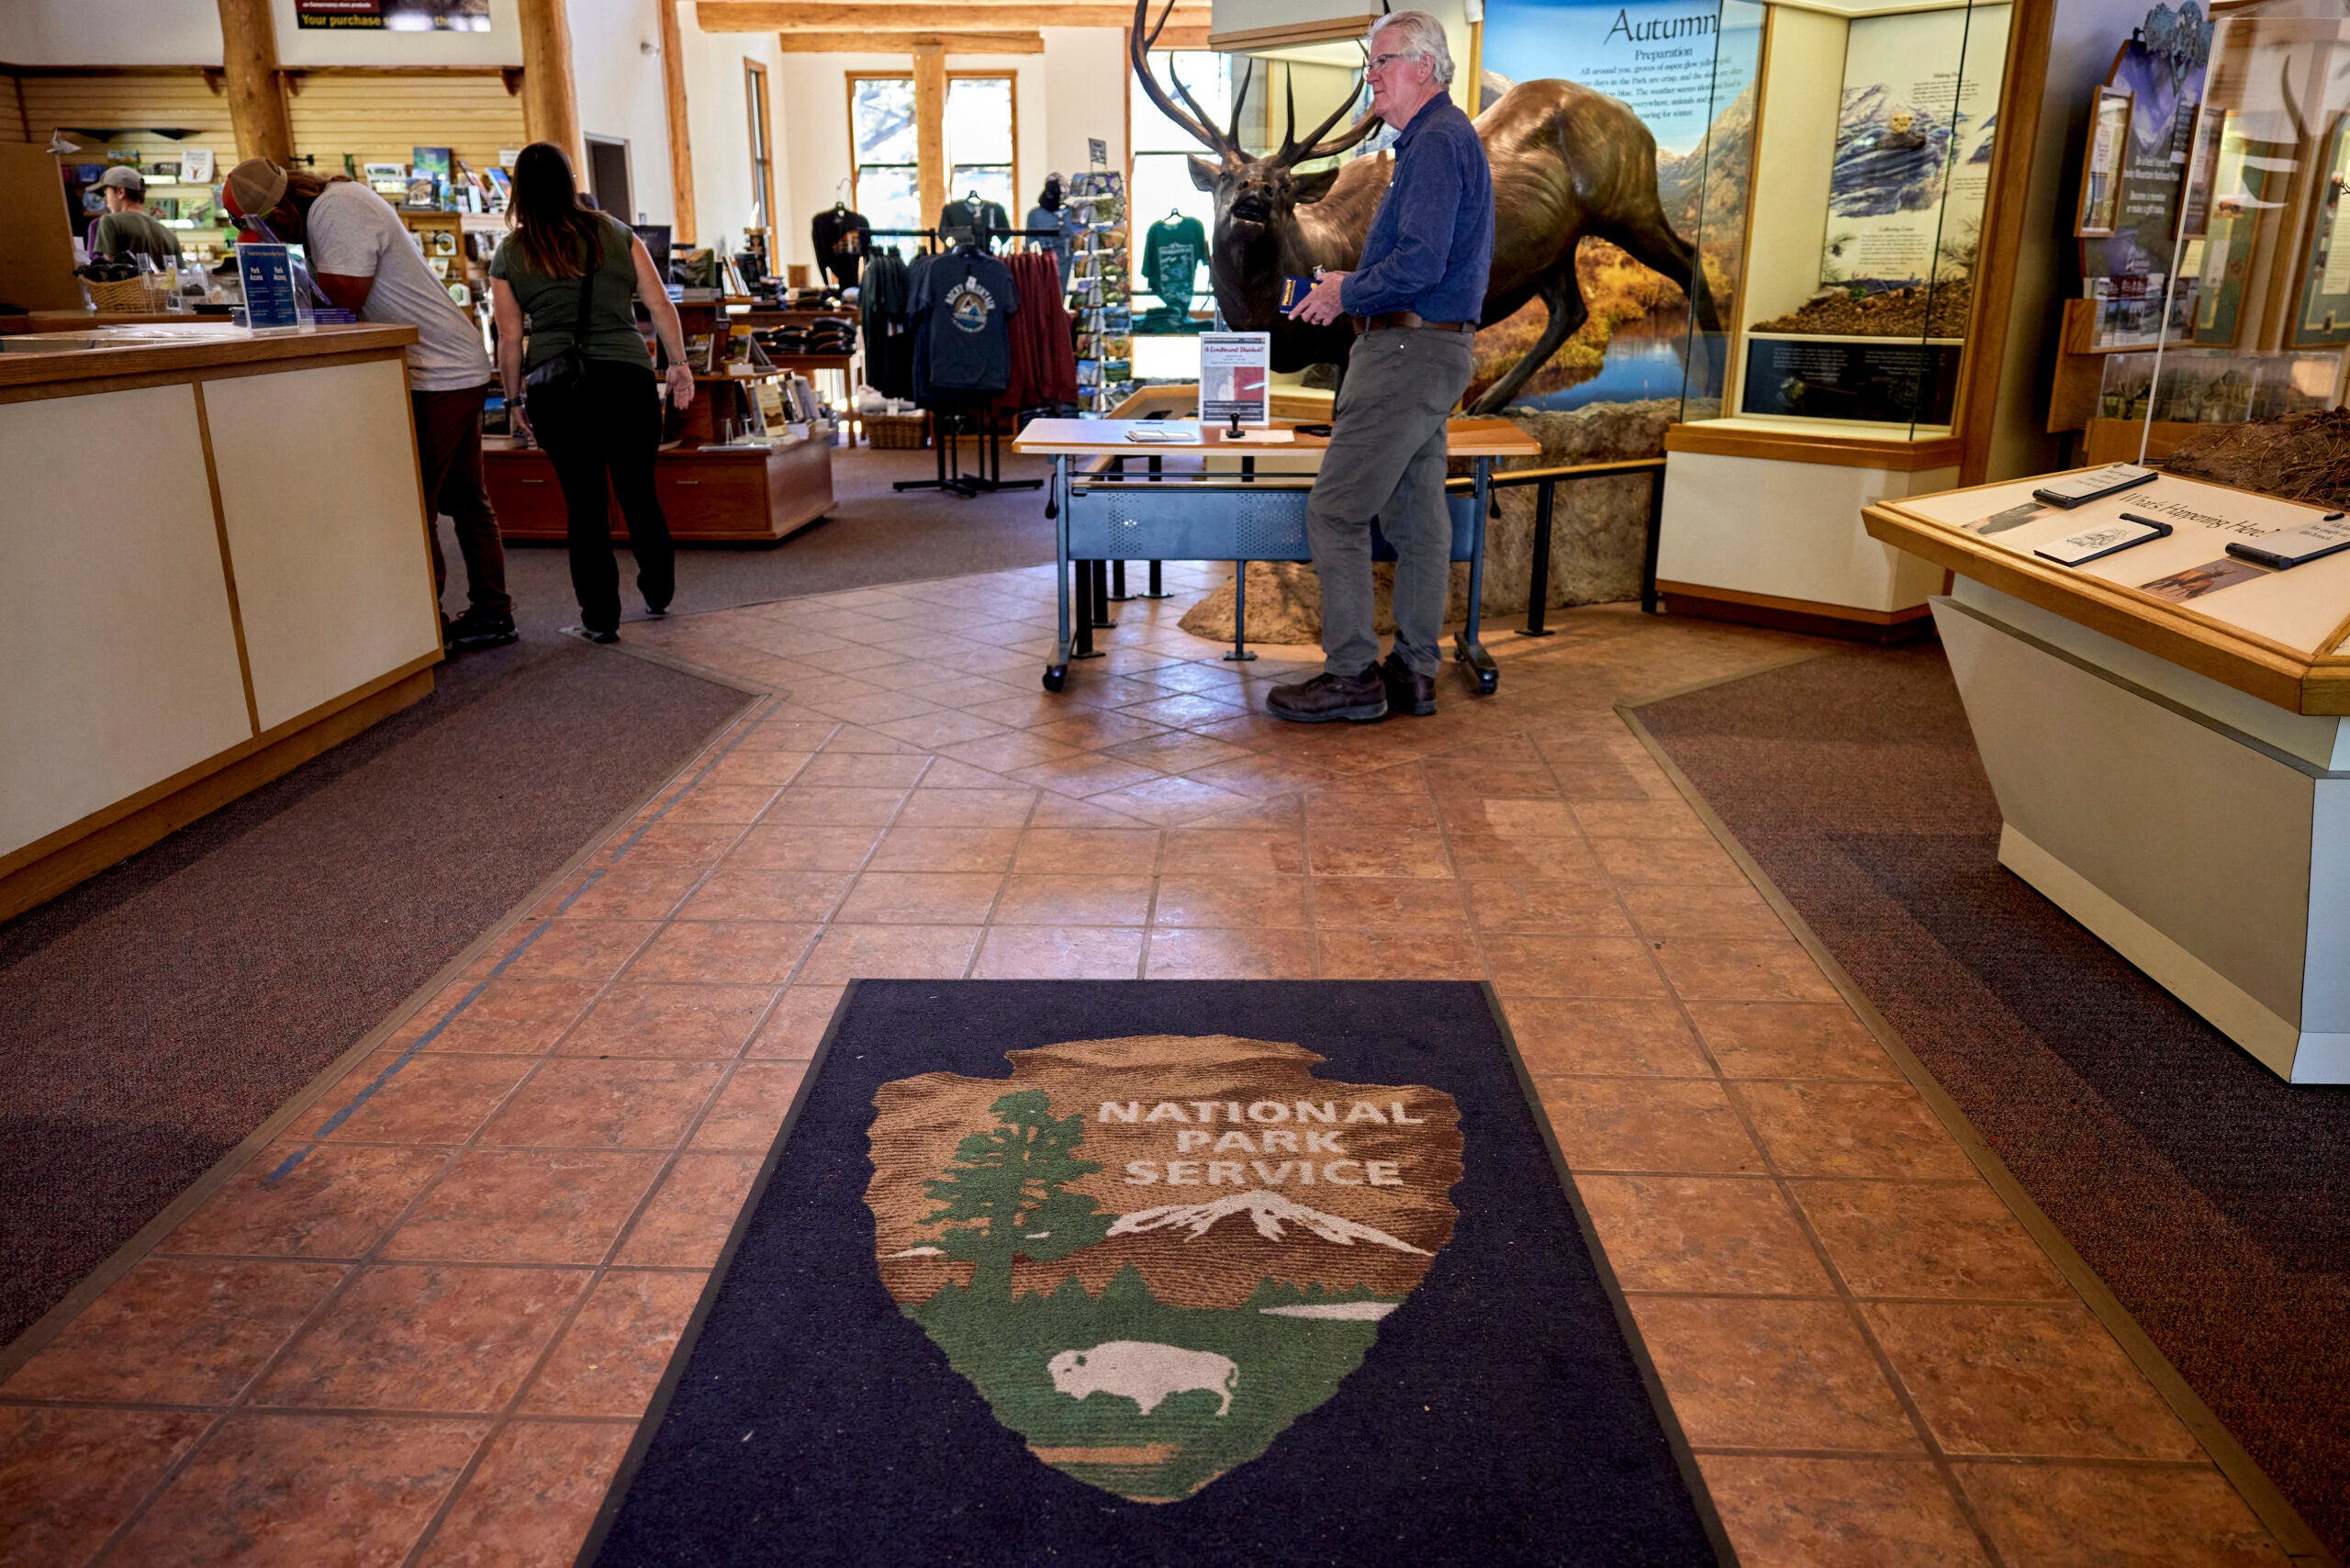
<box><xmin>94</xmin><ymin>165</ymin><xmax>145</xmax><ymax>199</ymax></box>
<box><xmin>222</xmin><ymin>158</ymin><xmax>290</xmax><ymax>220</ymax></box>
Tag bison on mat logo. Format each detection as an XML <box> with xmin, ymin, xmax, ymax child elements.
<box><xmin>867</xmin><ymin>1033</ymin><xmax>1462</xmax><ymax>1502</ymax></box>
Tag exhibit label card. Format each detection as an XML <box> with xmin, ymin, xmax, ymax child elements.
<box><xmin>2036</xmin><ymin>516</ymin><xmax>2168</xmax><ymax>566</ymax></box>
<box><xmin>2139</xmin><ymin>557</ymin><xmax>2266</xmax><ymax>602</ymax></box>
<box><xmin>1199</xmin><ymin>332</ymin><xmax>1271</xmax><ymax>426</ymax></box>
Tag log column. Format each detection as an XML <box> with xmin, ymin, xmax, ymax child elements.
<box><xmin>914</xmin><ymin>40</ymin><xmax>946</xmax><ymax>238</ymax></box>
<box><xmin>658</xmin><ymin>0</ymin><xmax>697</xmax><ymax>242</ymax></box>
<box><xmin>518</xmin><ymin>0</ymin><xmax>582</xmax><ymax>163</ymax></box>
<box><xmin>216</xmin><ymin>0</ymin><xmax>295</xmax><ymax>165</ymax></box>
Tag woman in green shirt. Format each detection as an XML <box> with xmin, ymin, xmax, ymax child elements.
<box><xmin>490</xmin><ymin>142</ymin><xmax>696</xmax><ymax>644</ymax></box>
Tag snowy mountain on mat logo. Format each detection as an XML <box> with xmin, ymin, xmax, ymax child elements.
<box><xmin>866</xmin><ymin>1034</ymin><xmax>1463</xmax><ymax>1503</ymax></box>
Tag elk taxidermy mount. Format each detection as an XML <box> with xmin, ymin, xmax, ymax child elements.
<box><xmin>1132</xmin><ymin>0</ymin><xmax>1721</xmax><ymax>413</ymax></box>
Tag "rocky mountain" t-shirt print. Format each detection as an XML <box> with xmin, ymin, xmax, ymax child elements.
<box><xmin>867</xmin><ymin>1032</ymin><xmax>1463</xmax><ymax>1502</ymax></box>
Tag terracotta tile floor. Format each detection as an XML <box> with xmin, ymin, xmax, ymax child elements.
<box><xmin>0</xmin><ymin>565</ymin><xmax>2295</xmax><ymax>1566</ymax></box>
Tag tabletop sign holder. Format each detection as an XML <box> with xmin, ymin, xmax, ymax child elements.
<box><xmin>1199</xmin><ymin>332</ymin><xmax>1271</xmax><ymax>426</ymax></box>
<box><xmin>234</xmin><ymin>243</ymin><xmax>313</xmax><ymax>332</ymax></box>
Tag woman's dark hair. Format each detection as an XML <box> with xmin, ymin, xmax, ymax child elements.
<box><xmin>508</xmin><ymin>141</ymin><xmax>604</xmax><ymax>278</ymax></box>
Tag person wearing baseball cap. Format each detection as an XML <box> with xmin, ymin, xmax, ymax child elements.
<box><xmin>90</xmin><ymin>166</ymin><xmax>181</xmax><ymax>267</ymax></box>
<box><xmin>221</xmin><ymin>156</ymin><xmax>519</xmax><ymax>650</ymax></box>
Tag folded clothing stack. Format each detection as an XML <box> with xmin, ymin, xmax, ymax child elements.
<box><xmin>753</xmin><ymin>318</ymin><xmax>856</xmax><ymax>359</ymax></box>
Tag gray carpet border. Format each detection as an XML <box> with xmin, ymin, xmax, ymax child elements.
<box><xmin>0</xmin><ymin>655</ymin><xmax>772</xmax><ymax>1384</ymax></box>
<box><xmin>1613</xmin><ymin>668</ymin><xmax>2334</xmax><ymax>1568</ymax></box>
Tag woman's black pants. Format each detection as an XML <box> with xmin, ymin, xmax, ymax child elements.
<box><xmin>527</xmin><ymin>361</ymin><xmax>675</xmax><ymax>634</ymax></box>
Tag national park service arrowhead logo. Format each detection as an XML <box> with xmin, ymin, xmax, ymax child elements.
<box><xmin>867</xmin><ymin>1034</ymin><xmax>1462</xmax><ymax>1503</ymax></box>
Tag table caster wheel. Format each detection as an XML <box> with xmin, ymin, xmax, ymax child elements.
<box><xmin>1043</xmin><ymin>666</ymin><xmax>1067</xmax><ymax>692</ymax></box>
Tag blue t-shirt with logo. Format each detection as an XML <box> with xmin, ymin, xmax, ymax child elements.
<box><xmin>912</xmin><ymin>248</ymin><xmax>1020</xmax><ymax>397</ymax></box>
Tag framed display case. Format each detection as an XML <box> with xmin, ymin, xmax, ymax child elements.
<box><xmin>2085</xmin><ymin>0</ymin><xmax>2350</xmax><ymax>463</ymax></box>
<box><xmin>2077</xmin><ymin>86</ymin><xmax>2134</xmax><ymax>237</ymax></box>
<box><xmin>1701</xmin><ymin>0</ymin><xmax>2010</xmax><ymax>440</ymax></box>
<box><xmin>1653</xmin><ymin>0</ymin><xmax>2027</xmax><ymax>638</ymax></box>
<box><xmin>2085</xmin><ymin>343</ymin><xmax>2338</xmax><ymax>461</ymax></box>
<box><xmin>2289</xmin><ymin>112</ymin><xmax>2350</xmax><ymax>346</ymax></box>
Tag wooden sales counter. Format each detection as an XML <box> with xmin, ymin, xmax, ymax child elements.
<box><xmin>0</xmin><ymin>323</ymin><xmax>443</xmax><ymax>920</ymax></box>
<box><xmin>1866</xmin><ymin>471</ymin><xmax>2350</xmax><ymax>1083</ymax></box>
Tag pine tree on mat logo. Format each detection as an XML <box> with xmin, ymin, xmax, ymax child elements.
<box><xmin>867</xmin><ymin>1034</ymin><xmax>1462</xmax><ymax>1503</ymax></box>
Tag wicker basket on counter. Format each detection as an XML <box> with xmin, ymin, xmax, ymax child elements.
<box><xmin>81</xmin><ymin>274</ymin><xmax>157</xmax><ymax>312</ymax></box>
<box><xmin>864</xmin><ymin>411</ymin><xmax>928</xmax><ymax>450</ymax></box>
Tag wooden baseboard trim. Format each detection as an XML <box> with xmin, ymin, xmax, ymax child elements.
<box><xmin>0</xmin><ymin>670</ymin><xmax>435</xmax><ymax>924</ymax></box>
<box><xmin>1659</xmin><ymin>581</ymin><xmax>1936</xmax><ymax>644</ymax></box>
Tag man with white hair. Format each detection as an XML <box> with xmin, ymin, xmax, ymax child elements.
<box><xmin>1271</xmin><ymin>10</ymin><xmax>1494</xmax><ymax>723</ymax></box>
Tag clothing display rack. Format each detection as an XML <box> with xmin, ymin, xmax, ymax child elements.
<box><xmin>892</xmin><ymin>407</ymin><xmax>1038</xmax><ymax>498</ymax></box>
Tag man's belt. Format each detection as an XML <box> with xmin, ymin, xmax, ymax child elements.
<box><xmin>1353</xmin><ymin>311</ymin><xmax>1476</xmax><ymax>334</ymax></box>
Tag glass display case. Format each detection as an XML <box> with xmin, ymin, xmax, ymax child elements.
<box><xmin>1702</xmin><ymin>0</ymin><xmax>2010</xmax><ymax>438</ymax></box>
<box><xmin>2097</xmin><ymin>344</ymin><xmax>2336</xmax><ymax>423</ymax></box>
<box><xmin>2124</xmin><ymin>0</ymin><xmax>2350</xmax><ymax>457</ymax></box>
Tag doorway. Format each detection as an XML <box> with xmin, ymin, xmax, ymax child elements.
<box><xmin>585</xmin><ymin>135</ymin><xmax>633</xmax><ymax>221</ymax></box>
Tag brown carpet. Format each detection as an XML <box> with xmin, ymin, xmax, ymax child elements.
<box><xmin>1637</xmin><ymin>643</ymin><xmax>2350</xmax><ymax>1558</ymax></box>
<box><xmin>0</xmin><ymin>639</ymin><xmax>751</xmax><ymax>1350</ymax></box>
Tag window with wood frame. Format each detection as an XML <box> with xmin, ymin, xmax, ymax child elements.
<box><xmin>945</xmin><ymin>74</ymin><xmax>1016</xmax><ymax>224</ymax></box>
<box><xmin>744</xmin><ymin>60</ymin><xmax>776</xmax><ymax>238</ymax></box>
<box><xmin>848</xmin><ymin>73</ymin><xmax>921</xmax><ymax>257</ymax></box>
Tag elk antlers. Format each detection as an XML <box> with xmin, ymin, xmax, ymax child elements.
<box><xmin>1127</xmin><ymin>0</ymin><xmax>1382</xmax><ymax>170</ymax></box>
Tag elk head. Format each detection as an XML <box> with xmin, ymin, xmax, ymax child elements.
<box><xmin>1129</xmin><ymin>0</ymin><xmax>1382</xmax><ymax>346</ymax></box>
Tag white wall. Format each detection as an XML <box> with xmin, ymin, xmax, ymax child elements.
<box><xmin>676</xmin><ymin>5</ymin><xmax>789</xmax><ymax>258</ymax></box>
<box><xmin>569</xmin><ymin>0</ymin><xmax>672</xmax><ymax>225</ymax></box>
<box><xmin>0</xmin><ymin>0</ymin><xmax>224</xmax><ymax>65</ymax></box>
<box><xmin>1042</xmin><ymin>28</ymin><xmax>1129</xmax><ymax>174</ymax></box>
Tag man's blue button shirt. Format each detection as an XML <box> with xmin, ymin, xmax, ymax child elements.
<box><xmin>1338</xmin><ymin>92</ymin><xmax>1494</xmax><ymax>323</ymax></box>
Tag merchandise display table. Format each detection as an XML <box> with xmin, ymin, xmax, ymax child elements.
<box><xmin>1866</xmin><ymin>470</ymin><xmax>2350</xmax><ymax>1082</ymax></box>
<box><xmin>484</xmin><ymin>434</ymin><xmax>833</xmax><ymax>545</ymax></box>
<box><xmin>1013</xmin><ymin>417</ymin><xmax>1540</xmax><ymax>693</ymax></box>
<box><xmin>0</xmin><ymin>322</ymin><xmax>442</xmax><ymax>920</ymax></box>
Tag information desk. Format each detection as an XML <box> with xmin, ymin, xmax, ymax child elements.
<box><xmin>1865</xmin><ymin>471</ymin><xmax>2350</xmax><ymax>1082</ymax></box>
<box><xmin>1012</xmin><ymin>418</ymin><xmax>1540</xmax><ymax>693</ymax></box>
<box><xmin>0</xmin><ymin>322</ymin><xmax>442</xmax><ymax>920</ymax></box>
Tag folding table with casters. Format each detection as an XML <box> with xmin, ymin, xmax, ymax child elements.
<box><xmin>1012</xmin><ymin>417</ymin><xmax>1541</xmax><ymax>693</ymax></box>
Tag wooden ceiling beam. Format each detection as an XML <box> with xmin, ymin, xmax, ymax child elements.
<box><xmin>697</xmin><ymin>4</ymin><xmax>1206</xmax><ymax>30</ymax></box>
<box><xmin>772</xmin><ymin>29</ymin><xmax>1046</xmax><ymax>52</ymax></box>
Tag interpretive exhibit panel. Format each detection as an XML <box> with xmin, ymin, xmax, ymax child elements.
<box><xmin>1818</xmin><ymin>4</ymin><xmax>2009</xmax><ymax>296</ymax></box>
<box><xmin>1718</xmin><ymin>0</ymin><xmax>2008</xmax><ymax>435</ymax></box>
<box><xmin>1877</xmin><ymin>470</ymin><xmax>2350</xmax><ymax>686</ymax></box>
<box><xmin>1873</xmin><ymin>468</ymin><xmax>2350</xmax><ymax>1083</ymax></box>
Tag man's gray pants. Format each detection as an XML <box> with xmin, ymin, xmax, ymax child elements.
<box><xmin>1305</xmin><ymin>326</ymin><xmax>1477</xmax><ymax>678</ymax></box>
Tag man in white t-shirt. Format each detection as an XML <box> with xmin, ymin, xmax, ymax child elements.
<box><xmin>223</xmin><ymin>159</ymin><xmax>517</xmax><ymax>649</ymax></box>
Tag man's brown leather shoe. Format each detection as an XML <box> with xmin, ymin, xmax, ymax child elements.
<box><xmin>1268</xmin><ymin>666</ymin><xmax>1388</xmax><ymax>723</ymax></box>
<box><xmin>1381</xmin><ymin>652</ymin><xmax>1438</xmax><ymax>717</ymax></box>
